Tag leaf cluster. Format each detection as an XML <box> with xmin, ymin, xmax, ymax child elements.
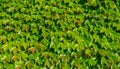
<box><xmin>0</xmin><ymin>0</ymin><xmax>120</xmax><ymax>69</ymax></box>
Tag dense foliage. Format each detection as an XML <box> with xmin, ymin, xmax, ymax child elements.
<box><xmin>0</xmin><ymin>0</ymin><xmax>120</xmax><ymax>69</ymax></box>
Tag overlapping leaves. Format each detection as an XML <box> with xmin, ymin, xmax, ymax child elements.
<box><xmin>0</xmin><ymin>0</ymin><xmax>120</xmax><ymax>69</ymax></box>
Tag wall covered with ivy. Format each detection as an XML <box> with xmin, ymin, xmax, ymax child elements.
<box><xmin>0</xmin><ymin>0</ymin><xmax>120</xmax><ymax>69</ymax></box>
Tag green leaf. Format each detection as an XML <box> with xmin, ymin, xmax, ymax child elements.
<box><xmin>88</xmin><ymin>58</ymin><xmax>96</xmax><ymax>66</ymax></box>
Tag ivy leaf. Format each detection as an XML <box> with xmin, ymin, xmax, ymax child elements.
<box><xmin>85</xmin><ymin>49</ymin><xmax>91</xmax><ymax>57</ymax></box>
<box><xmin>88</xmin><ymin>57</ymin><xmax>96</xmax><ymax>66</ymax></box>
